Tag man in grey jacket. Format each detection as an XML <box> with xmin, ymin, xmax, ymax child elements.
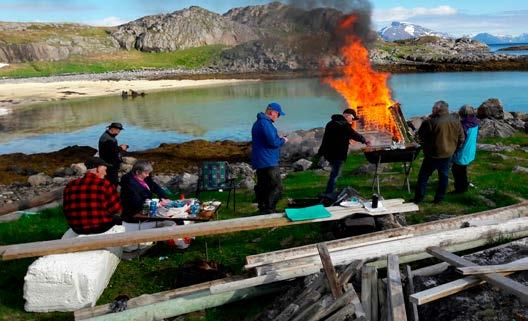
<box><xmin>98</xmin><ymin>122</ymin><xmax>128</xmax><ymax>186</ymax></box>
<box><xmin>414</xmin><ymin>101</ymin><xmax>464</xmax><ymax>204</ymax></box>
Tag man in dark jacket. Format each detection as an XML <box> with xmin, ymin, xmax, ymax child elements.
<box><xmin>318</xmin><ymin>108</ymin><xmax>370</xmax><ymax>195</ymax></box>
<box><xmin>414</xmin><ymin>101</ymin><xmax>465</xmax><ymax>204</ymax></box>
<box><xmin>252</xmin><ymin>102</ymin><xmax>288</xmax><ymax>214</ymax></box>
<box><xmin>98</xmin><ymin>122</ymin><xmax>128</xmax><ymax>186</ymax></box>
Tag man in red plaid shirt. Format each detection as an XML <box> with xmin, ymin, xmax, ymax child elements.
<box><xmin>63</xmin><ymin>157</ymin><xmax>122</xmax><ymax>235</ymax></box>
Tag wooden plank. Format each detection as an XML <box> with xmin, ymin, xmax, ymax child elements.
<box><xmin>75</xmin><ymin>276</ymin><xmax>243</xmax><ymax>319</ymax></box>
<box><xmin>457</xmin><ymin>262</ymin><xmax>528</xmax><ymax>275</ymax></box>
<box><xmin>371</xmin><ymin>267</ymin><xmax>379</xmax><ymax>321</ymax></box>
<box><xmin>378</xmin><ymin>279</ymin><xmax>388</xmax><ymax>321</ymax></box>
<box><xmin>0</xmin><ymin>201</ymin><xmax>418</xmax><ymax>261</ymax></box>
<box><xmin>405</xmin><ymin>265</ymin><xmax>419</xmax><ymax>321</ymax></box>
<box><xmin>387</xmin><ymin>255</ymin><xmax>408</xmax><ymax>321</ymax></box>
<box><xmin>317</xmin><ymin>243</ymin><xmax>343</xmax><ymax>299</ymax></box>
<box><xmin>361</xmin><ymin>266</ymin><xmax>375</xmax><ymax>321</ymax></box>
<box><xmin>75</xmin><ymin>283</ymin><xmax>283</xmax><ymax>321</ymax></box>
<box><xmin>338</xmin><ymin>260</ymin><xmax>364</xmax><ymax>287</ymax></box>
<box><xmin>246</xmin><ymin>235</ymin><xmax>412</xmax><ymax>270</ymax></box>
<box><xmin>427</xmin><ymin>247</ymin><xmax>528</xmax><ymax>304</ymax></box>
<box><xmin>246</xmin><ymin>201</ymin><xmax>528</xmax><ymax>269</ymax></box>
<box><xmin>344</xmin><ymin>283</ymin><xmax>367</xmax><ymax>319</ymax></box>
<box><xmin>254</xmin><ymin>217</ymin><xmax>528</xmax><ymax>276</ymax></box>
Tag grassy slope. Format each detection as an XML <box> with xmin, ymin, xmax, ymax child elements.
<box><xmin>0</xmin><ymin>45</ymin><xmax>227</xmax><ymax>78</ymax></box>
<box><xmin>0</xmin><ymin>134</ymin><xmax>527</xmax><ymax>321</ymax></box>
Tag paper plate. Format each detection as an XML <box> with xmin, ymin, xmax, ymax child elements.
<box><xmin>340</xmin><ymin>200</ymin><xmax>361</xmax><ymax>208</ymax></box>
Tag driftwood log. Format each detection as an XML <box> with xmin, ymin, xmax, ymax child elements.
<box><xmin>0</xmin><ymin>187</ymin><xmax>63</xmax><ymax>216</ymax></box>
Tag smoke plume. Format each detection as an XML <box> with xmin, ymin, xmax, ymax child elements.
<box><xmin>288</xmin><ymin>0</ymin><xmax>375</xmax><ymax>46</ymax></box>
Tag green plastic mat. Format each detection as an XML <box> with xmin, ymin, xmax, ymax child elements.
<box><xmin>285</xmin><ymin>205</ymin><xmax>332</xmax><ymax>221</ymax></box>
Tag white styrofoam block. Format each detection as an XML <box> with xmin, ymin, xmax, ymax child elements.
<box><xmin>23</xmin><ymin>225</ymin><xmax>125</xmax><ymax>312</ymax></box>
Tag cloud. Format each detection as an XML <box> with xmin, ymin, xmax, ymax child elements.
<box><xmin>0</xmin><ymin>2</ymin><xmax>95</xmax><ymax>12</ymax></box>
<box><xmin>86</xmin><ymin>16</ymin><xmax>128</xmax><ymax>27</ymax></box>
<box><xmin>374</xmin><ymin>5</ymin><xmax>457</xmax><ymax>22</ymax></box>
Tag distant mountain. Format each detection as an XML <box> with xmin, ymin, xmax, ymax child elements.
<box><xmin>379</xmin><ymin>22</ymin><xmax>450</xmax><ymax>41</ymax></box>
<box><xmin>472</xmin><ymin>33</ymin><xmax>528</xmax><ymax>44</ymax></box>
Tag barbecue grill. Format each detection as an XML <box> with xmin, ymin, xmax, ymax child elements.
<box><xmin>360</xmin><ymin>103</ymin><xmax>421</xmax><ymax>194</ymax></box>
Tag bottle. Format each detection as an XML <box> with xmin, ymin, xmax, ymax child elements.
<box><xmin>143</xmin><ymin>199</ymin><xmax>151</xmax><ymax>215</ymax></box>
<box><xmin>150</xmin><ymin>198</ymin><xmax>159</xmax><ymax>217</ymax></box>
<box><xmin>372</xmin><ymin>194</ymin><xmax>379</xmax><ymax>209</ymax></box>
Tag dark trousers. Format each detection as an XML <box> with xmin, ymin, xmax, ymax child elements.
<box><xmin>452</xmin><ymin>163</ymin><xmax>469</xmax><ymax>193</ymax></box>
<box><xmin>325</xmin><ymin>160</ymin><xmax>344</xmax><ymax>195</ymax></box>
<box><xmin>106</xmin><ymin>165</ymin><xmax>119</xmax><ymax>186</ymax></box>
<box><xmin>72</xmin><ymin>215</ymin><xmax>122</xmax><ymax>235</ymax></box>
<box><xmin>255</xmin><ymin>166</ymin><xmax>282</xmax><ymax>214</ymax></box>
<box><xmin>414</xmin><ymin>157</ymin><xmax>450</xmax><ymax>202</ymax></box>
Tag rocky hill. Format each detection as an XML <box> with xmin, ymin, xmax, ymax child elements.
<box><xmin>111</xmin><ymin>6</ymin><xmax>257</xmax><ymax>52</ymax></box>
<box><xmin>0</xmin><ymin>22</ymin><xmax>119</xmax><ymax>63</ymax></box>
<box><xmin>473</xmin><ymin>33</ymin><xmax>528</xmax><ymax>44</ymax></box>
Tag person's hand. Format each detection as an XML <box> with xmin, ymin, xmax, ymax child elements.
<box><xmin>365</xmin><ymin>140</ymin><xmax>372</xmax><ymax>146</ymax></box>
<box><xmin>160</xmin><ymin>199</ymin><xmax>170</xmax><ymax>206</ymax></box>
<box><xmin>282</xmin><ymin>136</ymin><xmax>288</xmax><ymax>143</ymax></box>
<box><xmin>120</xmin><ymin>144</ymin><xmax>129</xmax><ymax>151</ymax></box>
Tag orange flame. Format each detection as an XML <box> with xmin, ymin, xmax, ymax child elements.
<box><xmin>325</xmin><ymin>15</ymin><xmax>402</xmax><ymax>142</ymax></box>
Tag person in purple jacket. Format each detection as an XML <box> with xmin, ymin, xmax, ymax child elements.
<box><xmin>251</xmin><ymin>103</ymin><xmax>288</xmax><ymax>214</ymax></box>
<box><xmin>451</xmin><ymin>105</ymin><xmax>480</xmax><ymax>193</ymax></box>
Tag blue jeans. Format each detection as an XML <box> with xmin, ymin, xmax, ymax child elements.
<box><xmin>414</xmin><ymin>157</ymin><xmax>451</xmax><ymax>202</ymax></box>
<box><xmin>325</xmin><ymin>160</ymin><xmax>344</xmax><ymax>194</ymax></box>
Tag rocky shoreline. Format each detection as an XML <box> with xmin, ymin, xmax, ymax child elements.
<box><xmin>0</xmin><ymin>98</ymin><xmax>527</xmax><ymax>211</ymax></box>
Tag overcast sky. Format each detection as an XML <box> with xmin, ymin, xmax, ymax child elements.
<box><xmin>0</xmin><ymin>0</ymin><xmax>526</xmax><ymax>36</ymax></box>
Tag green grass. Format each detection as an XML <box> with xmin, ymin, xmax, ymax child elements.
<box><xmin>0</xmin><ymin>45</ymin><xmax>226</xmax><ymax>78</ymax></box>
<box><xmin>1</xmin><ymin>134</ymin><xmax>527</xmax><ymax>320</ymax></box>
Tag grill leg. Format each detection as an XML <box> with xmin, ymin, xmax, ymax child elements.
<box><xmin>372</xmin><ymin>156</ymin><xmax>381</xmax><ymax>195</ymax></box>
<box><xmin>403</xmin><ymin>161</ymin><xmax>413</xmax><ymax>193</ymax></box>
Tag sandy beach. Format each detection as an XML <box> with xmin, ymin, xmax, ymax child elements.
<box><xmin>0</xmin><ymin>78</ymin><xmax>257</xmax><ymax>109</ymax></box>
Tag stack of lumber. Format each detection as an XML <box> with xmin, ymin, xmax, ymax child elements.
<box><xmin>254</xmin><ymin>245</ymin><xmax>409</xmax><ymax>321</ymax></box>
<box><xmin>229</xmin><ymin>202</ymin><xmax>528</xmax><ymax>294</ymax></box>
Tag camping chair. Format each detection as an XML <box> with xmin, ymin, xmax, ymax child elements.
<box><xmin>196</xmin><ymin>161</ymin><xmax>236</xmax><ymax>213</ymax></box>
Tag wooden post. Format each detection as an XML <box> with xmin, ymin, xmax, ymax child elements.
<box><xmin>387</xmin><ymin>255</ymin><xmax>408</xmax><ymax>321</ymax></box>
<box><xmin>427</xmin><ymin>246</ymin><xmax>528</xmax><ymax>304</ymax></box>
<box><xmin>362</xmin><ymin>266</ymin><xmax>376</xmax><ymax>321</ymax></box>
<box><xmin>405</xmin><ymin>265</ymin><xmax>419</xmax><ymax>321</ymax></box>
<box><xmin>372</xmin><ymin>267</ymin><xmax>379</xmax><ymax>321</ymax></box>
<box><xmin>317</xmin><ymin>242</ymin><xmax>343</xmax><ymax>299</ymax></box>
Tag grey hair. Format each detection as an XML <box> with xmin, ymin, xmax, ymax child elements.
<box><xmin>458</xmin><ymin>104</ymin><xmax>476</xmax><ymax>117</ymax></box>
<box><xmin>131</xmin><ymin>160</ymin><xmax>153</xmax><ymax>175</ymax></box>
<box><xmin>433</xmin><ymin>100</ymin><xmax>449</xmax><ymax>113</ymax></box>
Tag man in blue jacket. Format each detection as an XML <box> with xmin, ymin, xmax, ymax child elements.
<box><xmin>252</xmin><ymin>102</ymin><xmax>288</xmax><ymax>214</ymax></box>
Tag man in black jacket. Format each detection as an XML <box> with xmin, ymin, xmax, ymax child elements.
<box><xmin>318</xmin><ymin>109</ymin><xmax>370</xmax><ymax>195</ymax></box>
<box><xmin>98</xmin><ymin>122</ymin><xmax>128</xmax><ymax>186</ymax></box>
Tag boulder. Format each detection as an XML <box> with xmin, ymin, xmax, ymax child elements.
<box><xmin>228</xmin><ymin>162</ymin><xmax>255</xmax><ymax>179</ymax></box>
<box><xmin>477</xmin><ymin>98</ymin><xmax>504</xmax><ymax>119</ymax></box>
<box><xmin>70</xmin><ymin>163</ymin><xmax>87</xmax><ymax>176</ymax></box>
<box><xmin>478</xmin><ymin>119</ymin><xmax>516</xmax><ymax>138</ymax></box>
<box><xmin>153</xmin><ymin>174</ymin><xmax>173</xmax><ymax>186</ymax></box>
<box><xmin>511</xmin><ymin>111</ymin><xmax>528</xmax><ymax>121</ymax></box>
<box><xmin>503</xmin><ymin>111</ymin><xmax>514</xmax><ymax>120</ymax></box>
<box><xmin>28</xmin><ymin>173</ymin><xmax>53</xmax><ymax>187</ymax></box>
<box><xmin>506</xmin><ymin>119</ymin><xmax>526</xmax><ymax>131</ymax></box>
<box><xmin>292</xmin><ymin>159</ymin><xmax>313</xmax><ymax>172</ymax></box>
<box><xmin>121</xmin><ymin>156</ymin><xmax>137</xmax><ymax>165</ymax></box>
<box><xmin>169</xmin><ymin>173</ymin><xmax>199</xmax><ymax>194</ymax></box>
<box><xmin>119</xmin><ymin>163</ymin><xmax>133</xmax><ymax>173</ymax></box>
<box><xmin>23</xmin><ymin>225</ymin><xmax>124</xmax><ymax>312</ymax></box>
<box><xmin>52</xmin><ymin>177</ymin><xmax>69</xmax><ymax>185</ymax></box>
<box><xmin>513</xmin><ymin>166</ymin><xmax>528</xmax><ymax>174</ymax></box>
<box><xmin>238</xmin><ymin>176</ymin><xmax>256</xmax><ymax>190</ymax></box>
<box><xmin>477</xmin><ymin>144</ymin><xmax>515</xmax><ymax>153</ymax></box>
